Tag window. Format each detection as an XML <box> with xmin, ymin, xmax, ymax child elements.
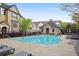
<box><xmin>4</xmin><ymin>10</ymin><xmax>6</xmax><ymax>15</ymax></box>
<box><xmin>0</xmin><ymin>28</ymin><xmax>2</xmax><ymax>32</ymax></box>
<box><xmin>52</xmin><ymin>29</ymin><xmax>54</xmax><ymax>32</ymax></box>
<box><xmin>42</xmin><ymin>29</ymin><xmax>43</xmax><ymax>32</ymax></box>
<box><xmin>0</xmin><ymin>7</ymin><xmax>4</xmax><ymax>15</ymax></box>
<box><xmin>1</xmin><ymin>8</ymin><xmax>4</xmax><ymax>15</ymax></box>
<box><xmin>11</xmin><ymin>20</ymin><xmax>18</xmax><ymax>27</ymax></box>
<box><xmin>13</xmin><ymin>23</ymin><xmax>18</xmax><ymax>27</ymax></box>
<box><xmin>11</xmin><ymin>13</ymin><xmax>17</xmax><ymax>19</ymax></box>
<box><xmin>0</xmin><ymin>8</ymin><xmax>1</xmax><ymax>14</ymax></box>
<box><xmin>0</xmin><ymin>27</ymin><xmax>2</xmax><ymax>34</ymax></box>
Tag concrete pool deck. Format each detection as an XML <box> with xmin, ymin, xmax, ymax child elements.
<box><xmin>0</xmin><ymin>35</ymin><xmax>78</xmax><ymax>56</ymax></box>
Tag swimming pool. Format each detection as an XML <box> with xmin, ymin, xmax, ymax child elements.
<box><xmin>12</xmin><ymin>35</ymin><xmax>61</xmax><ymax>46</ymax></box>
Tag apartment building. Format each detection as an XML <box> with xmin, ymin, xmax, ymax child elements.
<box><xmin>0</xmin><ymin>3</ymin><xmax>23</xmax><ymax>34</ymax></box>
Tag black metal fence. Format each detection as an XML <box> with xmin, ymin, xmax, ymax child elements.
<box><xmin>0</xmin><ymin>32</ymin><xmax>24</xmax><ymax>38</ymax></box>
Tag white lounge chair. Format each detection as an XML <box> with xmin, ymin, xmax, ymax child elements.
<box><xmin>14</xmin><ymin>51</ymin><xmax>32</xmax><ymax>56</ymax></box>
<box><xmin>0</xmin><ymin>45</ymin><xmax>15</xmax><ymax>56</ymax></box>
<box><xmin>0</xmin><ymin>44</ymin><xmax>7</xmax><ymax>49</ymax></box>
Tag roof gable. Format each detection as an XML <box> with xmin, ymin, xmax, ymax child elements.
<box><xmin>38</xmin><ymin>22</ymin><xmax>43</xmax><ymax>27</ymax></box>
<box><xmin>9</xmin><ymin>5</ymin><xmax>20</xmax><ymax>14</ymax></box>
<box><xmin>0</xmin><ymin>3</ymin><xmax>20</xmax><ymax>14</ymax></box>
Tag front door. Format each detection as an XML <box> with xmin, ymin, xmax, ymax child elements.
<box><xmin>2</xmin><ymin>27</ymin><xmax>7</xmax><ymax>34</ymax></box>
<box><xmin>46</xmin><ymin>28</ymin><xmax>49</xmax><ymax>34</ymax></box>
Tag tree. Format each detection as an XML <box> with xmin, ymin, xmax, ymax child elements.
<box><xmin>60</xmin><ymin>3</ymin><xmax>79</xmax><ymax>33</ymax></box>
<box><xmin>59</xmin><ymin>21</ymin><xmax>68</xmax><ymax>34</ymax></box>
<box><xmin>59</xmin><ymin>21</ymin><xmax>67</xmax><ymax>29</ymax></box>
<box><xmin>60</xmin><ymin>3</ymin><xmax>79</xmax><ymax>13</ymax></box>
<box><xmin>71</xmin><ymin>23</ymin><xmax>77</xmax><ymax>33</ymax></box>
<box><xmin>60</xmin><ymin>3</ymin><xmax>79</xmax><ymax>23</ymax></box>
<box><xmin>17</xmin><ymin>18</ymin><xmax>32</xmax><ymax>35</ymax></box>
<box><xmin>72</xmin><ymin>13</ymin><xmax>79</xmax><ymax>23</ymax></box>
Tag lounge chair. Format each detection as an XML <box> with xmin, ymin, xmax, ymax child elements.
<box><xmin>14</xmin><ymin>51</ymin><xmax>32</xmax><ymax>56</ymax></box>
<box><xmin>66</xmin><ymin>34</ymin><xmax>79</xmax><ymax>40</ymax></box>
<box><xmin>0</xmin><ymin>45</ymin><xmax>15</xmax><ymax>56</ymax></box>
<box><xmin>0</xmin><ymin>44</ymin><xmax>7</xmax><ymax>49</ymax></box>
<box><xmin>70</xmin><ymin>35</ymin><xmax>79</xmax><ymax>40</ymax></box>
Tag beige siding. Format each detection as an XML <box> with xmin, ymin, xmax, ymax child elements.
<box><xmin>42</xmin><ymin>24</ymin><xmax>51</xmax><ymax>34</ymax></box>
<box><xmin>7</xmin><ymin>10</ymin><xmax>12</xmax><ymax>32</ymax></box>
<box><xmin>41</xmin><ymin>23</ymin><xmax>60</xmax><ymax>34</ymax></box>
<box><xmin>0</xmin><ymin>4</ymin><xmax>23</xmax><ymax>33</ymax></box>
<box><xmin>11</xmin><ymin>20</ymin><xmax>19</xmax><ymax>32</ymax></box>
<box><xmin>11</xmin><ymin>12</ymin><xmax>20</xmax><ymax>32</ymax></box>
<box><xmin>0</xmin><ymin>14</ymin><xmax>6</xmax><ymax>22</ymax></box>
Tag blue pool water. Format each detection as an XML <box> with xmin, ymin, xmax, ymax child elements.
<box><xmin>12</xmin><ymin>35</ymin><xmax>61</xmax><ymax>46</ymax></box>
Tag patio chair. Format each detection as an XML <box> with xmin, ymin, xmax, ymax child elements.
<box><xmin>0</xmin><ymin>46</ymin><xmax>15</xmax><ymax>56</ymax></box>
<box><xmin>70</xmin><ymin>35</ymin><xmax>79</xmax><ymax>40</ymax></box>
<box><xmin>66</xmin><ymin>34</ymin><xmax>79</xmax><ymax>40</ymax></box>
<box><xmin>13</xmin><ymin>51</ymin><xmax>32</xmax><ymax>56</ymax></box>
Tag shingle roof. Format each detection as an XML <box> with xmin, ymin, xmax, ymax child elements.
<box><xmin>40</xmin><ymin>20</ymin><xmax>59</xmax><ymax>29</ymax></box>
<box><xmin>33</xmin><ymin>20</ymin><xmax>60</xmax><ymax>29</ymax></box>
<box><xmin>0</xmin><ymin>3</ymin><xmax>23</xmax><ymax>17</ymax></box>
<box><xmin>32</xmin><ymin>22</ymin><xmax>39</xmax><ymax>25</ymax></box>
<box><xmin>32</xmin><ymin>21</ymin><xmax>48</xmax><ymax>25</ymax></box>
<box><xmin>0</xmin><ymin>3</ymin><xmax>13</xmax><ymax>9</ymax></box>
<box><xmin>47</xmin><ymin>20</ymin><xmax>59</xmax><ymax>28</ymax></box>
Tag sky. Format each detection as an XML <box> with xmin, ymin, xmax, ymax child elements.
<box><xmin>9</xmin><ymin>3</ymin><xmax>73</xmax><ymax>22</ymax></box>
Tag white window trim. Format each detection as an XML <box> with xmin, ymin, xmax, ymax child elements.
<box><xmin>0</xmin><ymin>7</ymin><xmax>4</xmax><ymax>15</ymax></box>
<box><xmin>11</xmin><ymin>13</ymin><xmax>17</xmax><ymax>19</ymax></box>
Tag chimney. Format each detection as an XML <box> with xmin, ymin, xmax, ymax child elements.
<box><xmin>49</xmin><ymin>19</ymin><xmax>53</xmax><ymax>22</ymax></box>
